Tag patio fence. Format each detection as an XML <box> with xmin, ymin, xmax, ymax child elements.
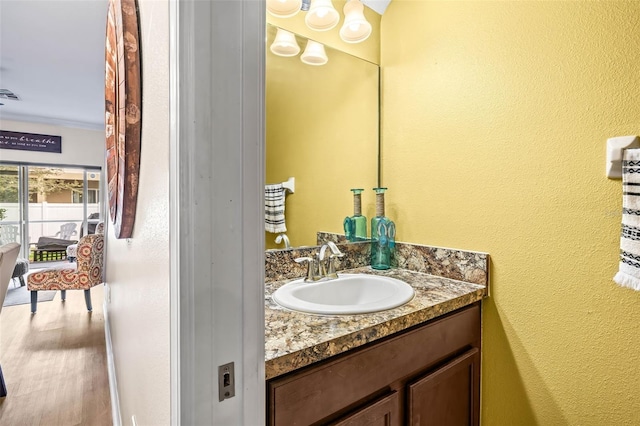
<box><xmin>0</xmin><ymin>202</ymin><xmax>100</xmax><ymax>243</ymax></box>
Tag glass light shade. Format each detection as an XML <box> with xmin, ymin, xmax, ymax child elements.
<box><xmin>266</xmin><ymin>0</ymin><xmax>302</xmax><ymax>18</ymax></box>
<box><xmin>270</xmin><ymin>28</ymin><xmax>301</xmax><ymax>57</ymax></box>
<box><xmin>300</xmin><ymin>40</ymin><xmax>328</xmax><ymax>65</ymax></box>
<box><xmin>305</xmin><ymin>0</ymin><xmax>340</xmax><ymax>31</ymax></box>
<box><xmin>339</xmin><ymin>0</ymin><xmax>372</xmax><ymax>43</ymax></box>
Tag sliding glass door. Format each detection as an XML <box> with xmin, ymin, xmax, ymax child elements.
<box><xmin>0</xmin><ymin>163</ymin><xmax>103</xmax><ymax>260</ymax></box>
<box><xmin>0</xmin><ymin>165</ymin><xmax>23</xmax><ymax>247</ymax></box>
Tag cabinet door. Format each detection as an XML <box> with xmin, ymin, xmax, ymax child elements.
<box><xmin>331</xmin><ymin>392</ymin><xmax>400</xmax><ymax>426</ymax></box>
<box><xmin>408</xmin><ymin>348</ymin><xmax>480</xmax><ymax>426</ymax></box>
<box><xmin>268</xmin><ymin>305</ymin><xmax>480</xmax><ymax>426</ymax></box>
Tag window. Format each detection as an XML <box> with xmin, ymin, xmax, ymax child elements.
<box><xmin>72</xmin><ymin>189</ymin><xmax>99</xmax><ymax>204</ymax></box>
<box><xmin>0</xmin><ymin>163</ymin><xmax>103</xmax><ymax>259</ymax></box>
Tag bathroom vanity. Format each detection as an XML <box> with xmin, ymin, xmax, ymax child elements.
<box><xmin>265</xmin><ymin>245</ymin><xmax>488</xmax><ymax>426</ymax></box>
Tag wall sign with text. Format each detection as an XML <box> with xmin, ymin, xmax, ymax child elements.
<box><xmin>0</xmin><ymin>130</ymin><xmax>62</xmax><ymax>153</ymax></box>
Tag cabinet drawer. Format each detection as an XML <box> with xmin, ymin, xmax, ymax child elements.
<box><xmin>268</xmin><ymin>304</ymin><xmax>480</xmax><ymax>426</ymax></box>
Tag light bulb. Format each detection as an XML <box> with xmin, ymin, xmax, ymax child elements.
<box><xmin>300</xmin><ymin>40</ymin><xmax>328</xmax><ymax>66</ymax></box>
<box><xmin>305</xmin><ymin>0</ymin><xmax>340</xmax><ymax>31</ymax></box>
<box><xmin>270</xmin><ymin>28</ymin><xmax>301</xmax><ymax>57</ymax></box>
<box><xmin>267</xmin><ymin>0</ymin><xmax>302</xmax><ymax>18</ymax></box>
<box><xmin>339</xmin><ymin>0</ymin><xmax>371</xmax><ymax>43</ymax></box>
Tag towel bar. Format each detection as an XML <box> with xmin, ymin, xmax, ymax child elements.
<box><xmin>282</xmin><ymin>177</ymin><xmax>295</xmax><ymax>193</ymax></box>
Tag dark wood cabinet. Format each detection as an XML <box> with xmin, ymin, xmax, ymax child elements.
<box><xmin>267</xmin><ymin>303</ymin><xmax>481</xmax><ymax>425</ymax></box>
<box><xmin>407</xmin><ymin>348</ymin><xmax>480</xmax><ymax>426</ymax></box>
<box><xmin>331</xmin><ymin>392</ymin><xmax>400</xmax><ymax>426</ymax></box>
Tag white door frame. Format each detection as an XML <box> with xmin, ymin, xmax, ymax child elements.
<box><xmin>170</xmin><ymin>0</ymin><xmax>265</xmax><ymax>424</ymax></box>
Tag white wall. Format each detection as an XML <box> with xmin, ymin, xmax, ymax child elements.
<box><xmin>0</xmin><ymin>119</ymin><xmax>104</xmax><ymax>167</ymax></box>
<box><xmin>105</xmin><ymin>0</ymin><xmax>171</xmax><ymax>424</ymax></box>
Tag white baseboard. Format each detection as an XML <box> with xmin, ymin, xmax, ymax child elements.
<box><xmin>103</xmin><ymin>284</ymin><xmax>122</xmax><ymax>426</ymax></box>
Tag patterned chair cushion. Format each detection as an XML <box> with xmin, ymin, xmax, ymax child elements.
<box><xmin>28</xmin><ymin>234</ymin><xmax>104</xmax><ymax>291</ymax></box>
<box><xmin>95</xmin><ymin>222</ymin><xmax>105</xmax><ymax>235</ymax></box>
<box><xmin>66</xmin><ymin>221</ymin><xmax>103</xmax><ymax>260</ymax></box>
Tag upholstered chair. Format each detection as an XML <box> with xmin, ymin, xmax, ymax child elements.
<box><xmin>67</xmin><ymin>221</ymin><xmax>104</xmax><ymax>262</ymax></box>
<box><xmin>0</xmin><ymin>242</ymin><xmax>21</xmax><ymax>397</ymax></box>
<box><xmin>27</xmin><ymin>234</ymin><xmax>104</xmax><ymax>314</ymax></box>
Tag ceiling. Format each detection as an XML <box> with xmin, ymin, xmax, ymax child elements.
<box><xmin>0</xmin><ymin>0</ymin><xmax>108</xmax><ymax>130</ymax></box>
<box><xmin>0</xmin><ymin>0</ymin><xmax>390</xmax><ymax>132</ymax></box>
<box><xmin>362</xmin><ymin>0</ymin><xmax>391</xmax><ymax>15</ymax></box>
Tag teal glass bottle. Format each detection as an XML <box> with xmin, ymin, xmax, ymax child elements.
<box><xmin>344</xmin><ymin>188</ymin><xmax>367</xmax><ymax>242</ymax></box>
<box><xmin>370</xmin><ymin>187</ymin><xmax>395</xmax><ymax>270</ymax></box>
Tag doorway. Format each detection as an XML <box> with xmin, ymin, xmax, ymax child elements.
<box><xmin>0</xmin><ymin>162</ymin><xmax>103</xmax><ymax>260</ymax></box>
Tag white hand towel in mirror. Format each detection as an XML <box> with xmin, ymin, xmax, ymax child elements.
<box><xmin>265</xmin><ymin>183</ymin><xmax>287</xmax><ymax>234</ymax></box>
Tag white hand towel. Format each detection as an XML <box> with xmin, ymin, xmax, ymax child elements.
<box><xmin>614</xmin><ymin>148</ymin><xmax>640</xmax><ymax>291</ymax></box>
<box><xmin>265</xmin><ymin>183</ymin><xmax>287</xmax><ymax>234</ymax></box>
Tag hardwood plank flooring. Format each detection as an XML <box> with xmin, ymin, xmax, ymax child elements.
<box><xmin>0</xmin><ymin>284</ymin><xmax>111</xmax><ymax>426</ymax></box>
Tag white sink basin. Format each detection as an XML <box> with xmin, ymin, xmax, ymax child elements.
<box><xmin>272</xmin><ymin>274</ymin><xmax>415</xmax><ymax>315</ymax></box>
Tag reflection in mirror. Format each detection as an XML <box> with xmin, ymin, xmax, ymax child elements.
<box><xmin>265</xmin><ymin>24</ymin><xmax>379</xmax><ymax>250</ymax></box>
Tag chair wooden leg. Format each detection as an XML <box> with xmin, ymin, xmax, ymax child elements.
<box><xmin>0</xmin><ymin>363</ymin><xmax>7</xmax><ymax>397</ymax></box>
<box><xmin>84</xmin><ymin>289</ymin><xmax>92</xmax><ymax>312</ymax></box>
<box><xmin>30</xmin><ymin>291</ymin><xmax>37</xmax><ymax>313</ymax></box>
<box><xmin>61</xmin><ymin>290</ymin><xmax>66</xmax><ymax>301</ymax></box>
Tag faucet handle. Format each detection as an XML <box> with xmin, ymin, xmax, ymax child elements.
<box><xmin>294</xmin><ymin>257</ymin><xmax>315</xmax><ymax>282</ymax></box>
<box><xmin>326</xmin><ymin>252</ymin><xmax>344</xmax><ymax>279</ymax></box>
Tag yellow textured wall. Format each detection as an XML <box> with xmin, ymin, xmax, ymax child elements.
<box><xmin>381</xmin><ymin>1</ymin><xmax>640</xmax><ymax>424</ymax></box>
<box><xmin>266</xmin><ymin>31</ymin><xmax>378</xmax><ymax>248</ymax></box>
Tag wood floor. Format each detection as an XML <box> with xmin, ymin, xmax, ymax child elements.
<box><xmin>0</xmin><ymin>284</ymin><xmax>112</xmax><ymax>426</ymax></box>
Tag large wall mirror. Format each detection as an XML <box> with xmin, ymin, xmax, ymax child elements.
<box><xmin>266</xmin><ymin>24</ymin><xmax>380</xmax><ymax>250</ymax></box>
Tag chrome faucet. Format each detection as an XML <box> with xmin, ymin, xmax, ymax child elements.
<box><xmin>294</xmin><ymin>242</ymin><xmax>344</xmax><ymax>282</ymax></box>
<box><xmin>295</xmin><ymin>255</ymin><xmax>322</xmax><ymax>282</ymax></box>
<box><xmin>319</xmin><ymin>241</ymin><xmax>344</xmax><ymax>279</ymax></box>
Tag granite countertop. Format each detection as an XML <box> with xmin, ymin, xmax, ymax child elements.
<box><xmin>265</xmin><ymin>266</ymin><xmax>486</xmax><ymax>380</ymax></box>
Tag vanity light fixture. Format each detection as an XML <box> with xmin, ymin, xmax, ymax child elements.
<box><xmin>300</xmin><ymin>40</ymin><xmax>328</xmax><ymax>65</ymax></box>
<box><xmin>266</xmin><ymin>0</ymin><xmax>302</xmax><ymax>18</ymax></box>
<box><xmin>339</xmin><ymin>0</ymin><xmax>372</xmax><ymax>43</ymax></box>
<box><xmin>270</xmin><ymin>28</ymin><xmax>301</xmax><ymax>57</ymax></box>
<box><xmin>305</xmin><ymin>0</ymin><xmax>340</xmax><ymax>31</ymax></box>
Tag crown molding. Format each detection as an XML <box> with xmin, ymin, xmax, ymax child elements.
<box><xmin>0</xmin><ymin>112</ymin><xmax>104</xmax><ymax>131</ymax></box>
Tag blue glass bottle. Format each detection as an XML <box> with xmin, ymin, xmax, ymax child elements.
<box><xmin>344</xmin><ymin>188</ymin><xmax>367</xmax><ymax>242</ymax></box>
<box><xmin>370</xmin><ymin>187</ymin><xmax>395</xmax><ymax>270</ymax></box>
